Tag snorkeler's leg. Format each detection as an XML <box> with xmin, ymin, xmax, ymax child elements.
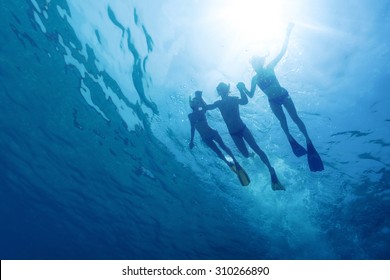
<box><xmin>242</xmin><ymin>127</ymin><xmax>272</xmax><ymax>172</ymax></box>
<box><xmin>283</xmin><ymin>97</ymin><xmax>311</xmax><ymax>142</ymax></box>
<box><xmin>283</xmin><ymin>97</ymin><xmax>322</xmax><ymax>170</ymax></box>
<box><xmin>242</xmin><ymin>127</ymin><xmax>285</xmax><ymax>190</ymax></box>
<box><xmin>213</xmin><ymin>133</ymin><xmax>238</xmax><ymax>163</ymax></box>
<box><xmin>271</xmin><ymin>99</ymin><xmax>307</xmax><ymax>157</ymax></box>
<box><xmin>231</xmin><ymin>134</ymin><xmax>250</xmax><ymax>158</ymax></box>
<box><xmin>204</xmin><ymin>139</ymin><xmax>230</xmax><ymax>165</ymax></box>
<box><xmin>215</xmin><ymin>133</ymin><xmax>251</xmax><ymax>185</ymax></box>
<box><xmin>269</xmin><ymin>101</ymin><xmax>293</xmax><ymax>140</ymax></box>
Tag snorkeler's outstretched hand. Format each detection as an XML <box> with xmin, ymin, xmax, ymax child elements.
<box><xmin>236</xmin><ymin>82</ymin><xmax>245</xmax><ymax>90</ymax></box>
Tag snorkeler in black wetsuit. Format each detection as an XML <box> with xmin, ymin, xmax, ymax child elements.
<box><xmin>237</xmin><ymin>23</ymin><xmax>324</xmax><ymax>172</ymax></box>
<box><xmin>203</xmin><ymin>83</ymin><xmax>284</xmax><ymax>191</ymax></box>
<box><xmin>188</xmin><ymin>90</ymin><xmax>250</xmax><ymax>186</ymax></box>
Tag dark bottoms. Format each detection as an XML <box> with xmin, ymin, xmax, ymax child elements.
<box><xmin>229</xmin><ymin>125</ymin><xmax>247</xmax><ymax>138</ymax></box>
<box><xmin>269</xmin><ymin>93</ymin><xmax>290</xmax><ymax>106</ymax></box>
<box><xmin>202</xmin><ymin>129</ymin><xmax>219</xmax><ymax>144</ymax></box>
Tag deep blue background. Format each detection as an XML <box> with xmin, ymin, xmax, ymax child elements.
<box><xmin>0</xmin><ymin>0</ymin><xmax>389</xmax><ymax>259</ymax></box>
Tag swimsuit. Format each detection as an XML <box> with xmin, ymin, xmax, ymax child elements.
<box><xmin>268</xmin><ymin>93</ymin><xmax>290</xmax><ymax>106</ymax></box>
<box><xmin>257</xmin><ymin>73</ymin><xmax>278</xmax><ymax>91</ymax></box>
<box><xmin>229</xmin><ymin>125</ymin><xmax>247</xmax><ymax>138</ymax></box>
<box><xmin>257</xmin><ymin>70</ymin><xmax>290</xmax><ymax>106</ymax></box>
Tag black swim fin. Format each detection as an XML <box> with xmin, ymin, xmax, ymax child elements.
<box><xmin>289</xmin><ymin>137</ymin><xmax>307</xmax><ymax>157</ymax></box>
<box><xmin>271</xmin><ymin>171</ymin><xmax>285</xmax><ymax>191</ymax></box>
<box><xmin>307</xmin><ymin>142</ymin><xmax>324</xmax><ymax>172</ymax></box>
<box><xmin>230</xmin><ymin>163</ymin><xmax>250</xmax><ymax>186</ymax></box>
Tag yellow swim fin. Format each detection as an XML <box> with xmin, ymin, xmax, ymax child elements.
<box><xmin>231</xmin><ymin>163</ymin><xmax>250</xmax><ymax>186</ymax></box>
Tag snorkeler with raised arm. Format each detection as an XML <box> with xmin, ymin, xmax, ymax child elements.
<box><xmin>237</xmin><ymin>23</ymin><xmax>324</xmax><ymax>172</ymax></box>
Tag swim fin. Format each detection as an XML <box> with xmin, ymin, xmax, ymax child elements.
<box><xmin>230</xmin><ymin>163</ymin><xmax>250</xmax><ymax>186</ymax></box>
<box><xmin>307</xmin><ymin>141</ymin><xmax>324</xmax><ymax>172</ymax></box>
<box><xmin>289</xmin><ymin>137</ymin><xmax>307</xmax><ymax>157</ymax></box>
<box><xmin>271</xmin><ymin>170</ymin><xmax>285</xmax><ymax>191</ymax></box>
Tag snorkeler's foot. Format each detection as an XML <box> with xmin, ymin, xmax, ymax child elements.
<box><xmin>288</xmin><ymin>137</ymin><xmax>307</xmax><ymax>157</ymax></box>
<box><xmin>270</xmin><ymin>168</ymin><xmax>285</xmax><ymax>191</ymax></box>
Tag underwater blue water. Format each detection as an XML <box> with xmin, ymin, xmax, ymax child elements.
<box><xmin>0</xmin><ymin>0</ymin><xmax>389</xmax><ymax>260</ymax></box>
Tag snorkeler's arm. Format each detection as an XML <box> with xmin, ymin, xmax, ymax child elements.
<box><xmin>237</xmin><ymin>81</ymin><xmax>253</xmax><ymax>98</ymax></box>
<box><xmin>189</xmin><ymin>115</ymin><xmax>196</xmax><ymax>149</ymax></box>
<box><xmin>269</xmin><ymin>22</ymin><xmax>294</xmax><ymax>69</ymax></box>
<box><xmin>238</xmin><ymin>86</ymin><xmax>249</xmax><ymax>105</ymax></box>
<box><xmin>203</xmin><ymin>101</ymin><xmax>219</xmax><ymax>111</ymax></box>
<box><xmin>248</xmin><ymin>77</ymin><xmax>257</xmax><ymax>97</ymax></box>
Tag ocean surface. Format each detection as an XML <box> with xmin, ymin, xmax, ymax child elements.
<box><xmin>1</xmin><ymin>0</ymin><xmax>389</xmax><ymax>259</ymax></box>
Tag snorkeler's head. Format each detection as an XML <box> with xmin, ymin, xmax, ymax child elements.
<box><xmin>250</xmin><ymin>55</ymin><xmax>266</xmax><ymax>70</ymax></box>
<box><xmin>194</xmin><ymin>90</ymin><xmax>202</xmax><ymax>99</ymax></box>
<box><xmin>189</xmin><ymin>90</ymin><xmax>204</xmax><ymax>110</ymax></box>
<box><xmin>189</xmin><ymin>97</ymin><xmax>199</xmax><ymax>110</ymax></box>
<box><xmin>216</xmin><ymin>82</ymin><xmax>230</xmax><ymax>97</ymax></box>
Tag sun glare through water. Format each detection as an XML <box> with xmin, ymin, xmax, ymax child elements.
<box><xmin>193</xmin><ymin>0</ymin><xmax>297</xmax><ymax>80</ymax></box>
<box><xmin>219</xmin><ymin>0</ymin><xmax>289</xmax><ymax>51</ymax></box>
